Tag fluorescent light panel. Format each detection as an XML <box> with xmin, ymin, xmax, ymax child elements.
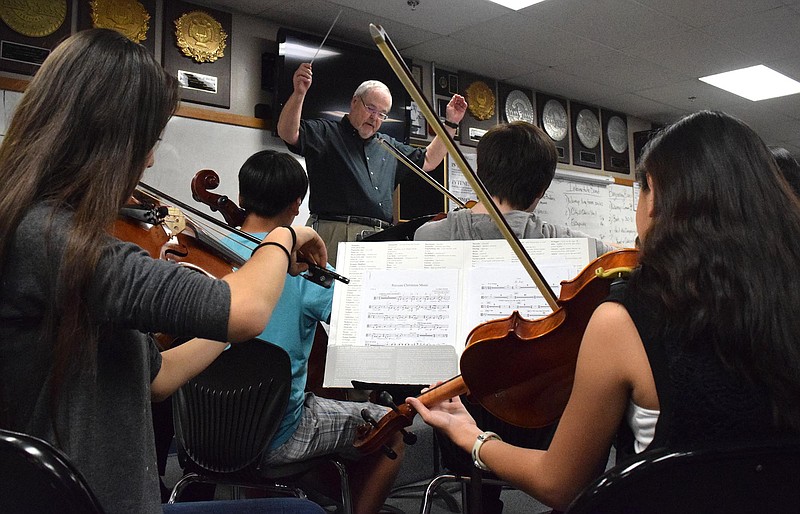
<box><xmin>278</xmin><ymin>42</ymin><xmax>340</xmax><ymax>61</ymax></box>
<box><xmin>485</xmin><ymin>0</ymin><xmax>549</xmax><ymax>10</ymax></box>
<box><xmin>699</xmin><ymin>65</ymin><xmax>800</xmax><ymax>101</ymax></box>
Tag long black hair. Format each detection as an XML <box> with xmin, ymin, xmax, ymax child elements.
<box><xmin>633</xmin><ymin>111</ymin><xmax>800</xmax><ymax>430</ymax></box>
<box><xmin>0</xmin><ymin>29</ymin><xmax>179</xmax><ymax>426</ymax></box>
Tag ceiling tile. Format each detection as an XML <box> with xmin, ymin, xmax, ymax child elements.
<box><xmin>517</xmin><ymin>0</ymin><xmax>689</xmax><ymax>49</ymax></box>
<box><xmin>635</xmin><ymin>0</ymin><xmax>786</xmax><ymax>28</ymax></box>
<box><xmin>701</xmin><ymin>6</ymin><xmax>800</xmax><ymax>61</ymax></box>
<box><xmin>620</xmin><ymin>29</ymin><xmax>755</xmax><ymax>77</ymax></box>
<box><xmin>448</xmin><ymin>13</ymin><xmax>614</xmax><ymax>68</ymax></box>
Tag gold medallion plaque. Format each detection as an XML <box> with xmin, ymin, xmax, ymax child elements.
<box><xmin>0</xmin><ymin>0</ymin><xmax>66</xmax><ymax>38</ymax></box>
<box><xmin>174</xmin><ymin>10</ymin><xmax>226</xmax><ymax>63</ymax></box>
<box><xmin>90</xmin><ymin>0</ymin><xmax>150</xmax><ymax>43</ymax></box>
<box><xmin>465</xmin><ymin>80</ymin><xmax>495</xmax><ymax>121</ymax></box>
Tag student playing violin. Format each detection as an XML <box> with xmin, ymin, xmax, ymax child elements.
<box><xmin>0</xmin><ymin>29</ymin><xmax>326</xmax><ymax>514</ymax></box>
<box><xmin>409</xmin><ymin>111</ymin><xmax>800</xmax><ymax>511</ymax></box>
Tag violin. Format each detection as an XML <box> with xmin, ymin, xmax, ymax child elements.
<box><xmin>114</xmin><ymin>187</ymin><xmax>237</xmax><ymax>278</ymax></box>
<box><xmin>353</xmin><ymin>248</ymin><xmax>637</xmax><ymax>454</ymax></box>
<box><xmin>353</xmin><ymin>25</ymin><xmax>639</xmax><ymax>458</ymax></box>
<box><xmin>112</xmin><ymin>185</ymin><xmax>241</xmax><ymax>350</ymax></box>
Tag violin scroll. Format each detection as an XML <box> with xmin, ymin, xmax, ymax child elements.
<box><xmin>353</xmin><ymin>376</ymin><xmax>468</xmax><ymax>456</ymax></box>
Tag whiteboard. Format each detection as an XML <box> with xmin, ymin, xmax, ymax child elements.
<box><xmin>448</xmin><ymin>152</ymin><xmax>638</xmax><ymax>247</ymax></box>
<box><xmin>536</xmin><ymin>170</ymin><xmax>638</xmax><ymax>247</ymax></box>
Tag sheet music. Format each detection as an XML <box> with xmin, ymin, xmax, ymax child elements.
<box><xmin>324</xmin><ymin>238</ymin><xmax>594</xmax><ymax>387</ymax></box>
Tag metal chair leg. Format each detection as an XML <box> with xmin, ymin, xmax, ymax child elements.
<box><xmin>420</xmin><ymin>474</ymin><xmax>464</xmax><ymax>514</ymax></box>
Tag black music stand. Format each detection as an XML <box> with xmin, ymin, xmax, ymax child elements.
<box><xmin>360</xmin><ymin>215</ymin><xmax>437</xmax><ymax>242</ymax></box>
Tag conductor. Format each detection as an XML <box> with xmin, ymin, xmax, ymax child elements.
<box><xmin>277</xmin><ymin>62</ymin><xmax>467</xmax><ymax>264</ymax></box>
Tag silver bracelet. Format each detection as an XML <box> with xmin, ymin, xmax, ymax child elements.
<box><xmin>471</xmin><ymin>431</ymin><xmax>501</xmax><ymax>471</ymax></box>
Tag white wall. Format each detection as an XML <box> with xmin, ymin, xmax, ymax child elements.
<box><xmin>144</xmin><ymin>116</ymin><xmax>311</xmax><ymax>226</ymax></box>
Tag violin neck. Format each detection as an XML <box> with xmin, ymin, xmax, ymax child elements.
<box><xmin>418</xmin><ymin>375</ymin><xmax>468</xmax><ymax>406</ymax></box>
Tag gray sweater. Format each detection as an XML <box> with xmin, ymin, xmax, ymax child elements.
<box><xmin>0</xmin><ymin>204</ymin><xmax>231</xmax><ymax>514</ymax></box>
<box><xmin>414</xmin><ymin>208</ymin><xmax>615</xmax><ymax>257</ymax></box>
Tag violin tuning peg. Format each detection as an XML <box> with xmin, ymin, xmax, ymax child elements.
<box><xmin>381</xmin><ymin>445</ymin><xmax>398</xmax><ymax>460</ymax></box>
<box><xmin>361</xmin><ymin>408</ymin><xmax>379</xmax><ymax>428</ymax></box>
<box><xmin>401</xmin><ymin>429</ymin><xmax>417</xmax><ymax>445</ymax></box>
<box><xmin>378</xmin><ymin>391</ymin><xmax>399</xmax><ymax>410</ymax></box>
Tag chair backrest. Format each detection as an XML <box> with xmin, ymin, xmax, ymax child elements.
<box><xmin>0</xmin><ymin>429</ymin><xmax>105</xmax><ymax>513</ymax></box>
<box><xmin>172</xmin><ymin>339</ymin><xmax>292</xmax><ymax>480</ymax></box>
<box><xmin>566</xmin><ymin>441</ymin><xmax>800</xmax><ymax>513</ymax></box>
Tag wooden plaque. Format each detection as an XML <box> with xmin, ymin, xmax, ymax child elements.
<box><xmin>536</xmin><ymin>93</ymin><xmax>570</xmax><ymax>164</ymax></box>
<box><xmin>434</xmin><ymin>66</ymin><xmax>458</xmax><ymax>96</ymax></box>
<box><xmin>77</xmin><ymin>0</ymin><xmax>156</xmax><ymax>54</ymax></box>
<box><xmin>499</xmin><ymin>82</ymin><xmax>535</xmax><ymax>125</ymax></box>
<box><xmin>459</xmin><ymin>71</ymin><xmax>497</xmax><ymax>148</ymax></box>
<box><xmin>0</xmin><ymin>1</ymin><xmax>72</xmax><ymax>76</ymax></box>
<box><xmin>162</xmin><ymin>1</ymin><xmax>231</xmax><ymax>109</ymax></box>
<box><xmin>601</xmin><ymin>109</ymin><xmax>630</xmax><ymax>174</ymax></box>
<box><xmin>571</xmin><ymin>102</ymin><xmax>601</xmax><ymax>169</ymax></box>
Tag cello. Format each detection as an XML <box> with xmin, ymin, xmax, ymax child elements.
<box><xmin>353</xmin><ymin>25</ymin><xmax>639</xmax><ymax>456</ymax></box>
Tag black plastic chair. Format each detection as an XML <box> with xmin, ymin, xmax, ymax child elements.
<box><xmin>0</xmin><ymin>428</ymin><xmax>106</xmax><ymax>514</ymax></box>
<box><xmin>168</xmin><ymin>339</ymin><xmax>351</xmax><ymax>513</ymax></box>
<box><xmin>565</xmin><ymin>441</ymin><xmax>800</xmax><ymax>513</ymax></box>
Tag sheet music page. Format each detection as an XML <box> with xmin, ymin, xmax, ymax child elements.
<box><xmin>357</xmin><ymin>268</ymin><xmax>461</xmax><ymax>347</ymax></box>
<box><xmin>324</xmin><ymin>238</ymin><xmax>593</xmax><ymax>387</ymax></box>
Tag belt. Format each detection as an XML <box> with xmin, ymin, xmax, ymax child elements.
<box><xmin>315</xmin><ymin>214</ymin><xmax>391</xmax><ymax>229</ymax></box>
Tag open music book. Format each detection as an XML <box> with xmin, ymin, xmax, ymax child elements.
<box><xmin>323</xmin><ymin>238</ymin><xmax>596</xmax><ymax>387</ymax></box>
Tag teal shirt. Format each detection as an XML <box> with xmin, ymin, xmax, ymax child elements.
<box><xmin>222</xmin><ymin>232</ymin><xmax>334</xmax><ymax>449</ymax></box>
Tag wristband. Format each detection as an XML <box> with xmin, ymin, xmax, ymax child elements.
<box><xmin>281</xmin><ymin>225</ymin><xmax>297</xmax><ymax>252</ymax></box>
<box><xmin>444</xmin><ymin>120</ymin><xmax>459</xmax><ymax>129</ymax></box>
<box><xmin>251</xmin><ymin>241</ymin><xmax>291</xmax><ymax>272</ymax></box>
<box><xmin>471</xmin><ymin>431</ymin><xmax>501</xmax><ymax>471</ymax></box>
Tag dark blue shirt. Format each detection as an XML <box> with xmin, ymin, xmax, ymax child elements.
<box><xmin>287</xmin><ymin>115</ymin><xmax>426</xmax><ymax>223</ymax></box>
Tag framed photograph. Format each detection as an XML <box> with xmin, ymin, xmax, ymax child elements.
<box><xmin>409</xmin><ymin>101</ymin><xmax>427</xmax><ymax>138</ymax></box>
<box><xmin>411</xmin><ymin>63</ymin><xmax>423</xmax><ymax>91</ymax></box>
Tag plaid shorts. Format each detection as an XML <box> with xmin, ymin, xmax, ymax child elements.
<box><xmin>260</xmin><ymin>392</ymin><xmax>389</xmax><ymax>465</ymax></box>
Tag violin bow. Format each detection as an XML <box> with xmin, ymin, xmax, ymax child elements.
<box><xmin>377</xmin><ymin>138</ymin><xmax>471</xmax><ymax>209</ymax></box>
<box><xmin>134</xmin><ymin>182</ymin><xmax>349</xmax><ymax>287</ymax></box>
<box><xmin>370</xmin><ymin>24</ymin><xmax>558</xmax><ymax>310</ymax></box>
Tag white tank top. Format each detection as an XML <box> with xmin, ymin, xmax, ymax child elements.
<box><xmin>625</xmin><ymin>399</ymin><xmax>659</xmax><ymax>453</ymax></box>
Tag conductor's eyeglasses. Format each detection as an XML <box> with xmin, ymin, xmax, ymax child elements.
<box><xmin>359</xmin><ymin>97</ymin><xmax>389</xmax><ymax>121</ymax></box>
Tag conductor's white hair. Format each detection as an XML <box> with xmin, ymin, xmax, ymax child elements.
<box><xmin>353</xmin><ymin>80</ymin><xmax>391</xmax><ymax>99</ymax></box>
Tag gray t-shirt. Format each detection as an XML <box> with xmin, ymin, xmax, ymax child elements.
<box><xmin>414</xmin><ymin>208</ymin><xmax>615</xmax><ymax>256</ymax></box>
<box><xmin>0</xmin><ymin>204</ymin><xmax>231</xmax><ymax>514</ymax></box>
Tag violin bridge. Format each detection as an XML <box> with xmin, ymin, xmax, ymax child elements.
<box><xmin>161</xmin><ymin>206</ymin><xmax>187</xmax><ymax>235</ymax></box>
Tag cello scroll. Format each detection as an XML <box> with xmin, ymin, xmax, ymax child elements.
<box><xmin>191</xmin><ymin>168</ymin><xmax>247</xmax><ymax>228</ymax></box>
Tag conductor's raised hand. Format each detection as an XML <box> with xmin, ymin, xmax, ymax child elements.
<box><xmin>293</xmin><ymin>63</ymin><xmax>313</xmax><ymax>95</ymax></box>
<box><xmin>446</xmin><ymin>94</ymin><xmax>468</xmax><ymax>124</ymax></box>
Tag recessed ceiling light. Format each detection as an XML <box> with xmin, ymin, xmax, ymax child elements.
<box><xmin>699</xmin><ymin>65</ymin><xmax>800</xmax><ymax>101</ymax></box>
<box><xmin>486</xmin><ymin>0</ymin><xmax>550</xmax><ymax>10</ymax></box>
